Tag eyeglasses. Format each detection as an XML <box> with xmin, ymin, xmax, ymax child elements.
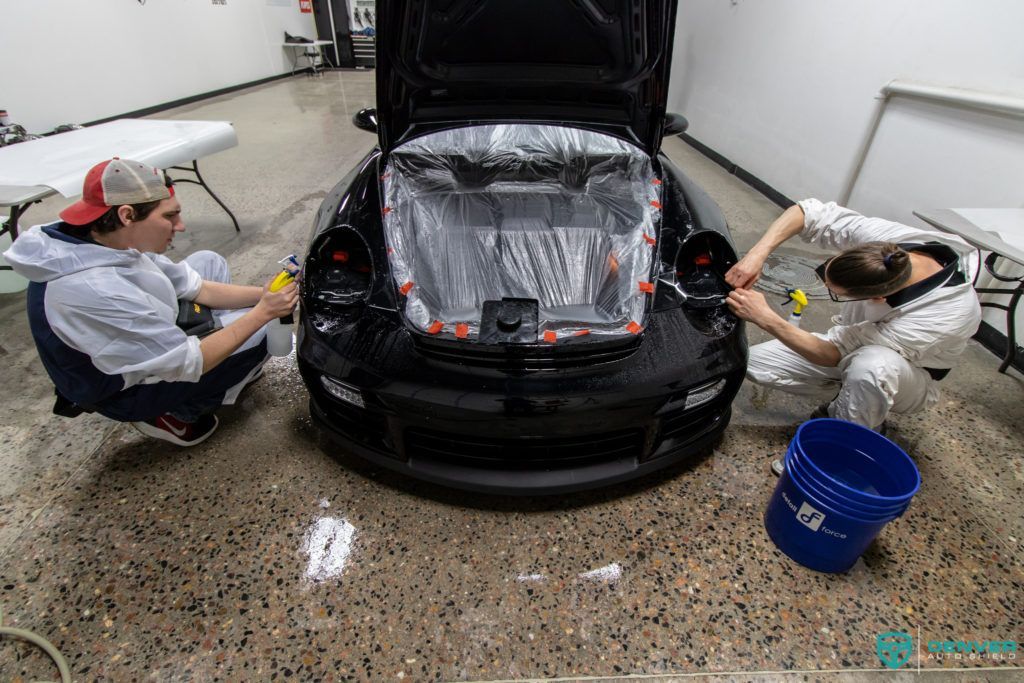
<box><xmin>814</xmin><ymin>258</ymin><xmax>874</xmax><ymax>303</ymax></box>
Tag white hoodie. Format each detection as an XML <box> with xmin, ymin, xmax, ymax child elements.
<box><xmin>4</xmin><ymin>222</ymin><xmax>206</xmax><ymax>389</ymax></box>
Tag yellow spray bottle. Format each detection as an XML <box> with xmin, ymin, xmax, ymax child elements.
<box><xmin>784</xmin><ymin>288</ymin><xmax>808</xmax><ymax>328</ymax></box>
<box><xmin>266</xmin><ymin>255</ymin><xmax>300</xmax><ymax>357</ymax></box>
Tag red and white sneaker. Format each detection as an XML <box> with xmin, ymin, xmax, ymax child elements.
<box><xmin>131</xmin><ymin>413</ymin><xmax>219</xmax><ymax>447</ymax></box>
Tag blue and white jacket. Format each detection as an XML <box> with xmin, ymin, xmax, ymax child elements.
<box><xmin>4</xmin><ymin>222</ymin><xmax>205</xmax><ymax>407</ymax></box>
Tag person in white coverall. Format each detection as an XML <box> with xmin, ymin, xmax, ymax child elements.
<box><xmin>3</xmin><ymin>158</ymin><xmax>298</xmax><ymax>447</ymax></box>
<box><xmin>724</xmin><ymin>199</ymin><xmax>981</xmax><ymax>433</ymax></box>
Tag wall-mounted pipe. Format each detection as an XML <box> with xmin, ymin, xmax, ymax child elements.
<box><xmin>839</xmin><ymin>80</ymin><xmax>1024</xmax><ymax>206</ymax></box>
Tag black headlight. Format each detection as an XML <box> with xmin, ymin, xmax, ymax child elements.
<box><xmin>674</xmin><ymin>232</ymin><xmax>736</xmax><ymax>308</ymax></box>
<box><xmin>304</xmin><ymin>228</ymin><xmax>374</xmax><ymax>309</ymax></box>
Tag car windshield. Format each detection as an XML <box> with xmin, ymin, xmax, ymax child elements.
<box><xmin>382</xmin><ymin>124</ymin><xmax>660</xmax><ymax>339</ymax></box>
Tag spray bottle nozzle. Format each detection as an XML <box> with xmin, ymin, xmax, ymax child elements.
<box><xmin>783</xmin><ymin>289</ymin><xmax>808</xmax><ymax>324</ymax></box>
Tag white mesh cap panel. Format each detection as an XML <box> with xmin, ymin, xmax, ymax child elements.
<box><xmin>100</xmin><ymin>158</ymin><xmax>170</xmax><ymax>205</ymax></box>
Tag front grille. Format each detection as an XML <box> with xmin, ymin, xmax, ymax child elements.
<box><xmin>314</xmin><ymin>392</ymin><xmax>391</xmax><ymax>450</ymax></box>
<box><xmin>413</xmin><ymin>335</ymin><xmax>640</xmax><ymax>370</ymax></box>
<box><xmin>658</xmin><ymin>399</ymin><xmax>727</xmax><ymax>441</ymax></box>
<box><xmin>404</xmin><ymin>428</ymin><xmax>643</xmax><ymax>470</ymax></box>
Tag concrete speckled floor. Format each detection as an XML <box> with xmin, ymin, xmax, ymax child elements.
<box><xmin>1</xmin><ymin>71</ymin><xmax>1021</xmax><ymax>682</ymax></box>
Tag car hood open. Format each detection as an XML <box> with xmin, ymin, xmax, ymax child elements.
<box><xmin>375</xmin><ymin>0</ymin><xmax>678</xmax><ymax>157</ymax></box>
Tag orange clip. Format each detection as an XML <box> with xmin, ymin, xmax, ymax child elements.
<box><xmin>639</xmin><ymin>281</ymin><xmax>654</xmax><ymax>294</ymax></box>
<box><xmin>626</xmin><ymin>321</ymin><xmax>643</xmax><ymax>335</ymax></box>
<box><xmin>650</xmin><ymin>200</ymin><xmax>662</xmax><ymax>210</ymax></box>
<box><xmin>643</xmin><ymin>233</ymin><xmax>657</xmax><ymax>246</ymax></box>
<box><xmin>427</xmin><ymin>320</ymin><xmax>443</xmax><ymax>335</ymax></box>
<box><xmin>399</xmin><ymin>281</ymin><xmax>414</xmax><ymax>296</ymax></box>
<box><xmin>573</xmin><ymin>329</ymin><xmax>591</xmax><ymax>337</ymax></box>
<box><xmin>543</xmin><ymin>330</ymin><xmax>557</xmax><ymax>343</ymax></box>
<box><xmin>455</xmin><ymin>323</ymin><xmax>469</xmax><ymax>339</ymax></box>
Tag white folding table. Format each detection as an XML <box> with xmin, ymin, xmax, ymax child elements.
<box><xmin>914</xmin><ymin>208</ymin><xmax>1024</xmax><ymax>373</ymax></box>
<box><xmin>284</xmin><ymin>40</ymin><xmax>334</xmax><ymax>76</ymax></box>
<box><xmin>0</xmin><ymin>119</ymin><xmax>240</xmax><ymax>251</ymax></box>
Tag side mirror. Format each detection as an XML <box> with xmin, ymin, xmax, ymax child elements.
<box><xmin>664</xmin><ymin>113</ymin><xmax>689</xmax><ymax>137</ymax></box>
<box><xmin>353</xmin><ymin>108</ymin><xmax>378</xmax><ymax>133</ymax></box>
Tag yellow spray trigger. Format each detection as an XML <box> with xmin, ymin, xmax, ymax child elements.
<box><xmin>270</xmin><ymin>270</ymin><xmax>295</xmax><ymax>292</ymax></box>
<box><xmin>787</xmin><ymin>288</ymin><xmax>808</xmax><ymax>315</ymax></box>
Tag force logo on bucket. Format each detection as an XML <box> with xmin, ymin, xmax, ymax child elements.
<box><xmin>876</xmin><ymin>631</ymin><xmax>1018</xmax><ymax>669</ymax></box>
<box><xmin>781</xmin><ymin>491</ymin><xmax>847</xmax><ymax>538</ymax></box>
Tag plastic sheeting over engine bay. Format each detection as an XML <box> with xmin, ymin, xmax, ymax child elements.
<box><xmin>382</xmin><ymin>124</ymin><xmax>661</xmax><ymax>342</ymax></box>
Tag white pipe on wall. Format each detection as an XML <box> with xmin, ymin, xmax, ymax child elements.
<box><xmin>883</xmin><ymin>80</ymin><xmax>1024</xmax><ymax>118</ymax></box>
<box><xmin>839</xmin><ymin>80</ymin><xmax>1024</xmax><ymax>205</ymax></box>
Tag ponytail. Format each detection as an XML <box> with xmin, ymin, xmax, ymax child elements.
<box><xmin>826</xmin><ymin>242</ymin><xmax>911</xmax><ymax>298</ymax></box>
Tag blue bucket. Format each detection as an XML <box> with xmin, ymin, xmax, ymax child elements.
<box><xmin>764</xmin><ymin>419</ymin><xmax>920</xmax><ymax>573</ymax></box>
<box><xmin>787</xmin><ymin>441</ymin><xmax>911</xmax><ymax>518</ymax></box>
<box><xmin>784</xmin><ymin>447</ymin><xmax>908</xmax><ymax>521</ymax></box>
<box><xmin>792</xmin><ymin>420</ymin><xmax>920</xmax><ymax>507</ymax></box>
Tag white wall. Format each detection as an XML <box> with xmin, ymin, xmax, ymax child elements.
<box><xmin>668</xmin><ymin>0</ymin><xmax>1024</xmax><ymax>342</ymax></box>
<box><xmin>1</xmin><ymin>0</ymin><xmax>318</xmax><ymax>132</ymax></box>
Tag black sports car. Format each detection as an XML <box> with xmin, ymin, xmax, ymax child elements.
<box><xmin>297</xmin><ymin>0</ymin><xmax>747</xmax><ymax>494</ymax></box>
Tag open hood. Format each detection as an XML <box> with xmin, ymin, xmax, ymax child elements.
<box><xmin>375</xmin><ymin>0</ymin><xmax>678</xmax><ymax>156</ymax></box>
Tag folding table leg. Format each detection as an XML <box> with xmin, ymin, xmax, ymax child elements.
<box><xmin>998</xmin><ymin>284</ymin><xmax>1022</xmax><ymax>373</ymax></box>
<box><xmin>169</xmin><ymin>160</ymin><xmax>241</xmax><ymax>232</ymax></box>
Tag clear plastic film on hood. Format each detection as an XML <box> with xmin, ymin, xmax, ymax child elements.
<box><xmin>382</xmin><ymin>124</ymin><xmax>661</xmax><ymax>341</ymax></box>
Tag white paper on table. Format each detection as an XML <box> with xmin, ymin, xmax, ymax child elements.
<box><xmin>0</xmin><ymin>119</ymin><xmax>238</xmax><ymax>197</ymax></box>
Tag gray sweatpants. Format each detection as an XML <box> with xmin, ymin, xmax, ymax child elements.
<box><xmin>746</xmin><ymin>340</ymin><xmax>939</xmax><ymax>430</ymax></box>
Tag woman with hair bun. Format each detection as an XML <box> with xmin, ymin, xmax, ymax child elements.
<box><xmin>724</xmin><ymin>199</ymin><xmax>981</xmax><ymax>445</ymax></box>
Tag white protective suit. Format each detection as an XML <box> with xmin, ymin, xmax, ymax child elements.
<box><xmin>747</xmin><ymin>199</ymin><xmax>982</xmax><ymax>429</ymax></box>
<box><xmin>3</xmin><ymin>222</ymin><xmax>264</xmax><ymax>403</ymax></box>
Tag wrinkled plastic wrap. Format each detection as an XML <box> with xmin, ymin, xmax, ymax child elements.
<box><xmin>383</xmin><ymin>124</ymin><xmax>660</xmax><ymax>340</ymax></box>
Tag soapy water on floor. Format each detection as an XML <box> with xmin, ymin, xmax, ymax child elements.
<box><xmin>756</xmin><ymin>253</ymin><xmax>830</xmax><ymax>299</ymax></box>
<box><xmin>578</xmin><ymin>562</ymin><xmax>622</xmax><ymax>584</ymax></box>
<box><xmin>302</xmin><ymin>516</ymin><xmax>357</xmax><ymax>583</ymax></box>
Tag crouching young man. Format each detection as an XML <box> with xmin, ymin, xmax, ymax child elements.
<box><xmin>724</xmin><ymin>199</ymin><xmax>981</xmax><ymax>436</ymax></box>
<box><xmin>4</xmin><ymin>158</ymin><xmax>298</xmax><ymax>446</ymax></box>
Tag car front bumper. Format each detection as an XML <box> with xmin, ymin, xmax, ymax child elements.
<box><xmin>297</xmin><ymin>306</ymin><xmax>746</xmax><ymax>495</ymax></box>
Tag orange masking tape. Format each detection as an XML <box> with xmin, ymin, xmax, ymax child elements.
<box><xmin>427</xmin><ymin>320</ymin><xmax>443</xmax><ymax>335</ymax></box>
<box><xmin>543</xmin><ymin>330</ymin><xmax>557</xmax><ymax>343</ymax></box>
<box><xmin>643</xmin><ymin>233</ymin><xmax>656</xmax><ymax>246</ymax></box>
<box><xmin>650</xmin><ymin>200</ymin><xmax>662</xmax><ymax>210</ymax></box>
<box><xmin>573</xmin><ymin>329</ymin><xmax>590</xmax><ymax>337</ymax></box>
<box><xmin>455</xmin><ymin>323</ymin><xmax>469</xmax><ymax>339</ymax></box>
<box><xmin>639</xmin><ymin>281</ymin><xmax>654</xmax><ymax>294</ymax></box>
<box><xmin>399</xmin><ymin>281</ymin><xmax>414</xmax><ymax>295</ymax></box>
<box><xmin>626</xmin><ymin>321</ymin><xmax>642</xmax><ymax>335</ymax></box>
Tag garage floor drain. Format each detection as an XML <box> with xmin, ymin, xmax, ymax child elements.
<box><xmin>756</xmin><ymin>254</ymin><xmax>830</xmax><ymax>300</ymax></box>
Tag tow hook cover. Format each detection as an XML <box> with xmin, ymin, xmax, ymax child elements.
<box><xmin>479</xmin><ymin>298</ymin><xmax>539</xmax><ymax>344</ymax></box>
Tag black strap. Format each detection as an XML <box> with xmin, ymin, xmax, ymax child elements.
<box><xmin>52</xmin><ymin>387</ymin><xmax>96</xmax><ymax>418</ymax></box>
